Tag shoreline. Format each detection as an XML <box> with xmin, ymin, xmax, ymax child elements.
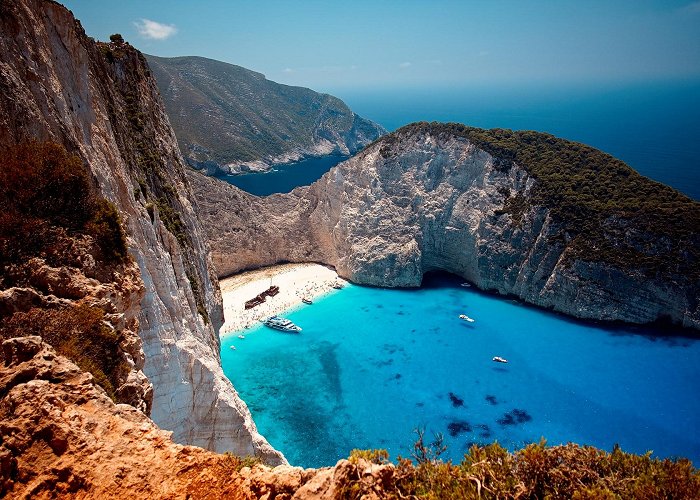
<box><xmin>219</xmin><ymin>263</ymin><xmax>345</xmax><ymax>337</ymax></box>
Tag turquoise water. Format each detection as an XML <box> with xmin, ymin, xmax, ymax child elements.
<box><xmin>221</xmin><ymin>273</ymin><xmax>700</xmax><ymax>468</ymax></box>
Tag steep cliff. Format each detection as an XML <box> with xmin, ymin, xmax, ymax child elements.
<box><xmin>190</xmin><ymin>123</ymin><xmax>699</xmax><ymax>329</ymax></box>
<box><xmin>0</xmin><ymin>0</ymin><xmax>282</xmax><ymax>463</ymax></box>
<box><xmin>146</xmin><ymin>55</ymin><xmax>386</xmax><ymax>175</ymax></box>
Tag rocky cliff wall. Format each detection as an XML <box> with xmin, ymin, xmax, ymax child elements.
<box><xmin>0</xmin><ymin>0</ymin><xmax>282</xmax><ymax>463</ymax></box>
<box><xmin>191</xmin><ymin>126</ymin><xmax>699</xmax><ymax>329</ymax></box>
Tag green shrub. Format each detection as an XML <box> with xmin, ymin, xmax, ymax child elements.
<box><xmin>85</xmin><ymin>198</ymin><xmax>128</xmax><ymax>262</ymax></box>
<box><xmin>348</xmin><ymin>448</ymin><xmax>389</xmax><ymax>465</ymax></box>
<box><xmin>0</xmin><ymin>304</ymin><xmax>128</xmax><ymax>400</ymax></box>
<box><xmin>0</xmin><ymin>141</ymin><xmax>127</xmax><ymax>267</ymax></box>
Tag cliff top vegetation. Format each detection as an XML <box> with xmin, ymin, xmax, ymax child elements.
<box><xmin>341</xmin><ymin>438</ymin><xmax>700</xmax><ymax>499</ymax></box>
<box><xmin>384</xmin><ymin>122</ymin><xmax>700</xmax><ymax>281</ymax></box>
<box><xmin>0</xmin><ymin>141</ymin><xmax>129</xmax><ymax>398</ymax></box>
<box><xmin>145</xmin><ymin>55</ymin><xmax>384</xmax><ymax>168</ymax></box>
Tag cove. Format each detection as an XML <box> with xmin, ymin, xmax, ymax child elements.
<box><xmin>220</xmin><ymin>273</ymin><xmax>700</xmax><ymax>468</ymax></box>
<box><xmin>214</xmin><ymin>154</ymin><xmax>348</xmax><ymax>196</ymax></box>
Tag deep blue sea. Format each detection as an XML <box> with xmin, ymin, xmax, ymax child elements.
<box><xmin>221</xmin><ymin>274</ymin><xmax>700</xmax><ymax>468</ymax></box>
<box><xmin>223</xmin><ymin>81</ymin><xmax>700</xmax><ymax>199</ymax></box>
<box><xmin>216</xmin><ymin>154</ymin><xmax>348</xmax><ymax>196</ymax></box>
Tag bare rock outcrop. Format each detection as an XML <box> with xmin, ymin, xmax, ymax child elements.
<box><xmin>0</xmin><ymin>337</ymin><xmax>397</xmax><ymax>498</ymax></box>
<box><xmin>190</xmin><ymin>124</ymin><xmax>699</xmax><ymax>329</ymax></box>
<box><xmin>0</xmin><ymin>0</ymin><xmax>282</xmax><ymax>463</ymax></box>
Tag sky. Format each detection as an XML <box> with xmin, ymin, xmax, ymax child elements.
<box><xmin>61</xmin><ymin>0</ymin><xmax>700</xmax><ymax>93</ymax></box>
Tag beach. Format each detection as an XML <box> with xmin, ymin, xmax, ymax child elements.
<box><xmin>219</xmin><ymin>263</ymin><xmax>344</xmax><ymax>336</ymax></box>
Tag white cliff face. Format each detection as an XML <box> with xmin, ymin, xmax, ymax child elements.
<box><xmin>190</xmin><ymin>128</ymin><xmax>699</xmax><ymax>330</ymax></box>
<box><xmin>0</xmin><ymin>0</ymin><xmax>283</xmax><ymax>464</ymax></box>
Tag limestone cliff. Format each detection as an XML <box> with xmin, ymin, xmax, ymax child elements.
<box><xmin>0</xmin><ymin>0</ymin><xmax>282</xmax><ymax>463</ymax></box>
<box><xmin>146</xmin><ymin>55</ymin><xmax>386</xmax><ymax>175</ymax></box>
<box><xmin>190</xmin><ymin>123</ymin><xmax>699</xmax><ymax>329</ymax></box>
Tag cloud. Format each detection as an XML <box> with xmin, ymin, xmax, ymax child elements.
<box><xmin>399</xmin><ymin>61</ymin><xmax>412</xmax><ymax>68</ymax></box>
<box><xmin>134</xmin><ymin>19</ymin><xmax>177</xmax><ymax>40</ymax></box>
<box><xmin>282</xmin><ymin>67</ymin><xmax>294</xmax><ymax>73</ymax></box>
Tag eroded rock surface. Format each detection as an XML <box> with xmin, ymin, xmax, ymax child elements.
<box><xmin>0</xmin><ymin>337</ymin><xmax>396</xmax><ymax>499</ymax></box>
<box><xmin>190</xmin><ymin>125</ymin><xmax>699</xmax><ymax>329</ymax></box>
<box><xmin>0</xmin><ymin>0</ymin><xmax>282</xmax><ymax>463</ymax></box>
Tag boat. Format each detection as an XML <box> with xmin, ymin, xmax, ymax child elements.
<box><xmin>302</xmin><ymin>297</ymin><xmax>313</xmax><ymax>305</ymax></box>
<box><xmin>492</xmin><ymin>356</ymin><xmax>508</xmax><ymax>363</ymax></box>
<box><xmin>459</xmin><ymin>314</ymin><xmax>475</xmax><ymax>323</ymax></box>
<box><xmin>244</xmin><ymin>285</ymin><xmax>280</xmax><ymax>309</ymax></box>
<box><xmin>460</xmin><ymin>282</ymin><xmax>472</xmax><ymax>288</ymax></box>
<box><xmin>237</xmin><ymin>334</ymin><xmax>245</xmax><ymax>339</ymax></box>
<box><xmin>331</xmin><ymin>282</ymin><xmax>344</xmax><ymax>290</ymax></box>
<box><xmin>263</xmin><ymin>315</ymin><xmax>302</xmax><ymax>333</ymax></box>
<box><xmin>230</xmin><ymin>345</ymin><xmax>236</xmax><ymax>350</ymax></box>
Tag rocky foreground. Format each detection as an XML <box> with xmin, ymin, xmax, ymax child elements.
<box><xmin>3</xmin><ymin>337</ymin><xmax>697</xmax><ymax>499</ymax></box>
<box><xmin>0</xmin><ymin>337</ymin><xmax>374</xmax><ymax>498</ymax></box>
<box><xmin>191</xmin><ymin>123</ymin><xmax>700</xmax><ymax>329</ymax></box>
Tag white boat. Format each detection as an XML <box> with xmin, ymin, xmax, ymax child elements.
<box><xmin>230</xmin><ymin>345</ymin><xmax>236</xmax><ymax>350</ymax></box>
<box><xmin>331</xmin><ymin>282</ymin><xmax>344</xmax><ymax>290</ymax></box>
<box><xmin>302</xmin><ymin>297</ymin><xmax>313</xmax><ymax>305</ymax></box>
<box><xmin>492</xmin><ymin>356</ymin><xmax>508</xmax><ymax>363</ymax></box>
<box><xmin>237</xmin><ymin>334</ymin><xmax>245</xmax><ymax>339</ymax></box>
<box><xmin>459</xmin><ymin>314</ymin><xmax>475</xmax><ymax>323</ymax></box>
<box><xmin>460</xmin><ymin>282</ymin><xmax>472</xmax><ymax>288</ymax></box>
<box><xmin>264</xmin><ymin>315</ymin><xmax>302</xmax><ymax>333</ymax></box>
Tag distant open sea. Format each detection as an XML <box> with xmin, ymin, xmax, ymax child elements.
<box><xmin>338</xmin><ymin>81</ymin><xmax>700</xmax><ymax>200</ymax></box>
<box><xmin>223</xmin><ymin>80</ymin><xmax>700</xmax><ymax>199</ymax></box>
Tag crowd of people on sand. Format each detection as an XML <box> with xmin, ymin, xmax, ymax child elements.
<box><xmin>218</xmin><ymin>265</ymin><xmax>343</xmax><ymax>337</ymax></box>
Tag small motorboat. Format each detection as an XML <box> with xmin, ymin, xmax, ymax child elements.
<box><xmin>331</xmin><ymin>282</ymin><xmax>344</xmax><ymax>290</ymax></box>
<box><xmin>230</xmin><ymin>345</ymin><xmax>236</xmax><ymax>350</ymax></box>
<box><xmin>302</xmin><ymin>297</ymin><xmax>313</xmax><ymax>305</ymax></box>
<box><xmin>492</xmin><ymin>356</ymin><xmax>508</xmax><ymax>363</ymax></box>
<box><xmin>459</xmin><ymin>314</ymin><xmax>475</xmax><ymax>323</ymax></box>
<box><xmin>237</xmin><ymin>334</ymin><xmax>245</xmax><ymax>339</ymax></box>
<box><xmin>460</xmin><ymin>282</ymin><xmax>472</xmax><ymax>288</ymax></box>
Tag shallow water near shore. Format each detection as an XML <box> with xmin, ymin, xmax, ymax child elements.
<box><xmin>220</xmin><ymin>273</ymin><xmax>700</xmax><ymax>468</ymax></box>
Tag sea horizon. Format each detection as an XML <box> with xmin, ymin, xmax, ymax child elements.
<box><xmin>333</xmin><ymin>79</ymin><xmax>700</xmax><ymax>201</ymax></box>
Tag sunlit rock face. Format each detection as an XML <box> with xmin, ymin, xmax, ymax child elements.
<box><xmin>191</xmin><ymin>125</ymin><xmax>699</xmax><ymax>330</ymax></box>
<box><xmin>0</xmin><ymin>0</ymin><xmax>283</xmax><ymax>464</ymax></box>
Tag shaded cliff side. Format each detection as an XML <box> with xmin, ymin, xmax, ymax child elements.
<box><xmin>146</xmin><ymin>55</ymin><xmax>386</xmax><ymax>175</ymax></box>
<box><xmin>190</xmin><ymin>123</ymin><xmax>699</xmax><ymax>329</ymax></box>
<box><xmin>0</xmin><ymin>0</ymin><xmax>282</xmax><ymax>463</ymax></box>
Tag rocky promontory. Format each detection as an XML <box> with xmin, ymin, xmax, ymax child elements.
<box><xmin>191</xmin><ymin>122</ymin><xmax>700</xmax><ymax>329</ymax></box>
<box><xmin>146</xmin><ymin>55</ymin><xmax>386</xmax><ymax>175</ymax></box>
